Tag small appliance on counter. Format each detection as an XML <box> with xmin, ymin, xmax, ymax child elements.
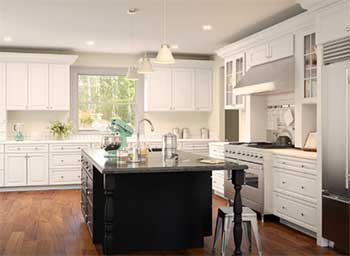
<box><xmin>172</xmin><ymin>127</ymin><xmax>182</xmax><ymax>139</ymax></box>
<box><xmin>102</xmin><ymin>119</ymin><xmax>133</xmax><ymax>161</ymax></box>
<box><xmin>200</xmin><ymin>128</ymin><xmax>209</xmax><ymax>139</ymax></box>
<box><xmin>13</xmin><ymin>123</ymin><xmax>25</xmax><ymax>141</ymax></box>
<box><xmin>162</xmin><ymin>132</ymin><xmax>178</xmax><ymax>160</ymax></box>
<box><xmin>182</xmin><ymin>128</ymin><xmax>190</xmax><ymax>139</ymax></box>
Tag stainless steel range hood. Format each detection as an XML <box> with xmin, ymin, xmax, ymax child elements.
<box><xmin>233</xmin><ymin>56</ymin><xmax>295</xmax><ymax>95</ymax></box>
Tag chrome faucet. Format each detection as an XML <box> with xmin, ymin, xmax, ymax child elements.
<box><xmin>137</xmin><ymin>118</ymin><xmax>155</xmax><ymax>147</ymax></box>
<box><xmin>131</xmin><ymin>118</ymin><xmax>155</xmax><ymax>162</ymax></box>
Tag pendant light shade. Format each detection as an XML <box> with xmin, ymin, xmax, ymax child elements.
<box><xmin>155</xmin><ymin>44</ymin><xmax>175</xmax><ymax>64</ymax></box>
<box><xmin>155</xmin><ymin>0</ymin><xmax>175</xmax><ymax>65</ymax></box>
<box><xmin>126</xmin><ymin>66</ymin><xmax>139</xmax><ymax>81</ymax></box>
<box><xmin>138</xmin><ymin>53</ymin><xmax>153</xmax><ymax>74</ymax></box>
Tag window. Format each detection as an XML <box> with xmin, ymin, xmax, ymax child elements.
<box><xmin>78</xmin><ymin>74</ymin><xmax>136</xmax><ymax>131</ymax></box>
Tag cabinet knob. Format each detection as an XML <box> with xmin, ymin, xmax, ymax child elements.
<box><xmin>301</xmin><ymin>186</ymin><xmax>305</xmax><ymax>190</ymax></box>
<box><xmin>282</xmin><ymin>206</ymin><xmax>286</xmax><ymax>209</ymax></box>
<box><xmin>61</xmin><ymin>176</ymin><xmax>64</xmax><ymax>179</ymax></box>
<box><xmin>301</xmin><ymin>213</ymin><xmax>304</xmax><ymax>217</ymax></box>
<box><xmin>61</xmin><ymin>160</ymin><xmax>64</xmax><ymax>163</ymax></box>
<box><xmin>282</xmin><ymin>181</ymin><xmax>286</xmax><ymax>184</ymax></box>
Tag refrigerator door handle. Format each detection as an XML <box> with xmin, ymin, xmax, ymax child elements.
<box><xmin>347</xmin><ymin>67</ymin><xmax>350</xmax><ymax>190</ymax></box>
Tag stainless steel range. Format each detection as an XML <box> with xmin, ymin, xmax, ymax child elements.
<box><xmin>224</xmin><ymin>142</ymin><xmax>265</xmax><ymax>218</ymax></box>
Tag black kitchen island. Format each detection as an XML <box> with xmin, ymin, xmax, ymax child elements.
<box><xmin>81</xmin><ymin>149</ymin><xmax>247</xmax><ymax>255</ymax></box>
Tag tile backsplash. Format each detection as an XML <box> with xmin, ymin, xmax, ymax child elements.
<box><xmin>267</xmin><ymin>104</ymin><xmax>295</xmax><ymax>143</ymax></box>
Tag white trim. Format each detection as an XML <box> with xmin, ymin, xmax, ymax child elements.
<box><xmin>0</xmin><ymin>184</ymin><xmax>80</xmax><ymax>192</ymax></box>
<box><xmin>0</xmin><ymin>52</ymin><xmax>78</xmax><ymax>64</ymax></box>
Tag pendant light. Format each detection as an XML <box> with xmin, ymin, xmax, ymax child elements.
<box><xmin>138</xmin><ymin>52</ymin><xmax>153</xmax><ymax>74</ymax></box>
<box><xmin>126</xmin><ymin>8</ymin><xmax>139</xmax><ymax>81</ymax></box>
<box><xmin>155</xmin><ymin>0</ymin><xmax>175</xmax><ymax>64</ymax></box>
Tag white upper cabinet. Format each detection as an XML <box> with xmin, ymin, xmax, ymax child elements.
<box><xmin>225</xmin><ymin>53</ymin><xmax>245</xmax><ymax>110</ymax></box>
<box><xmin>0</xmin><ymin>63</ymin><xmax>6</xmax><ymax>123</ymax></box>
<box><xmin>5</xmin><ymin>154</ymin><xmax>27</xmax><ymax>187</ymax></box>
<box><xmin>172</xmin><ymin>68</ymin><xmax>194</xmax><ymax>111</ymax></box>
<box><xmin>317</xmin><ymin>1</ymin><xmax>350</xmax><ymax>44</ymax></box>
<box><xmin>1</xmin><ymin>52</ymin><xmax>77</xmax><ymax>112</ymax></box>
<box><xmin>195</xmin><ymin>69</ymin><xmax>212</xmax><ymax>111</ymax></box>
<box><xmin>144</xmin><ymin>68</ymin><xmax>172</xmax><ymax>111</ymax></box>
<box><xmin>49</xmin><ymin>64</ymin><xmax>70</xmax><ymax>110</ymax></box>
<box><xmin>246</xmin><ymin>34</ymin><xmax>294</xmax><ymax>70</ymax></box>
<box><xmin>27</xmin><ymin>153</ymin><xmax>48</xmax><ymax>186</ymax></box>
<box><xmin>28</xmin><ymin>63</ymin><xmax>49</xmax><ymax>110</ymax></box>
<box><xmin>6</xmin><ymin>63</ymin><xmax>28</xmax><ymax>110</ymax></box>
<box><xmin>144</xmin><ymin>61</ymin><xmax>213</xmax><ymax>112</ymax></box>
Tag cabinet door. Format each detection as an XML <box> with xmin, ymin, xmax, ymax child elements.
<box><xmin>172</xmin><ymin>68</ymin><xmax>194</xmax><ymax>111</ymax></box>
<box><xmin>0</xmin><ymin>63</ymin><xmax>6</xmax><ymax>123</ymax></box>
<box><xmin>195</xmin><ymin>69</ymin><xmax>212</xmax><ymax>111</ymax></box>
<box><xmin>5</xmin><ymin>154</ymin><xmax>27</xmax><ymax>187</ymax></box>
<box><xmin>246</xmin><ymin>44</ymin><xmax>269</xmax><ymax>70</ymax></box>
<box><xmin>144</xmin><ymin>68</ymin><xmax>172</xmax><ymax>111</ymax></box>
<box><xmin>6</xmin><ymin>63</ymin><xmax>28</xmax><ymax>110</ymax></box>
<box><xmin>49</xmin><ymin>64</ymin><xmax>70</xmax><ymax>110</ymax></box>
<box><xmin>269</xmin><ymin>34</ymin><xmax>294</xmax><ymax>62</ymax></box>
<box><xmin>28</xmin><ymin>63</ymin><xmax>49</xmax><ymax>110</ymax></box>
<box><xmin>27</xmin><ymin>153</ymin><xmax>48</xmax><ymax>186</ymax></box>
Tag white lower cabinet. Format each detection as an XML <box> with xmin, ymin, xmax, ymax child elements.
<box><xmin>27</xmin><ymin>153</ymin><xmax>49</xmax><ymax>186</ymax></box>
<box><xmin>5</xmin><ymin>153</ymin><xmax>28</xmax><ymax>187</ymax></box>
<box><xmin>50</xmin><ymin>170</ymin><xmax>81</xmax><ymax>185</ymax></box>
<box><xmin>272</xmin><ymin>154</ymin><xmax>317</xmax><ymax>233</ymax></box>
<box><xmin>209</xmin><ymin>143</ymin><xmax>225</xmax><ymax>197</ymax></box>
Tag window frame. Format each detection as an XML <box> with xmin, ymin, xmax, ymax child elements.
<box><xmin>70</xmin><ymin>66</ymin><xmax>144</xmax><ymax>134</ymax></box>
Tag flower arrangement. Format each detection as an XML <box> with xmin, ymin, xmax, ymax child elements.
<box><xmin>49</xmin><ymin>120</ymin><xmax>73</xmax><ymax>139</ymax></box>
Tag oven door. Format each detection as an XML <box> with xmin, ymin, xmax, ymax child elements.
<box><xmin>240</xmin><ymin>161</ymin><xmax>264</xmax><ymax>212</ymax></box>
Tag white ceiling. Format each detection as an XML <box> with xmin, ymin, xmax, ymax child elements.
<box><xmin>0</xmin><ymin>0</ymin><xmax>304</xmax><ymax>55</ymax></box>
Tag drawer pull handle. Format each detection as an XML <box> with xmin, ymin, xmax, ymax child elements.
<box><xmin>301</xmin><ymin>165</ymin><xmax>305</xmax><ymax>168</ymax></box>
<box><xmin>282</xmin><ymin>181</ymin><xmax>286</xmax><ymax>184</ymax></box>
<box><xmin>282</xmin><ymin>206</ymin><xmax>286</xmax><ymax>209</ymax></box>
<box><xmin>301</xmin><ymin>213</ymin><xmax>304</xmax><ymax>217</ymax></box>
<box><xmin>301</xmin><ymin>186</ymin><xmax>305</xmax><ymax>190</ymax></box>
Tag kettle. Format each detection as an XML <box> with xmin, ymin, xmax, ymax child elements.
<box><xmin>276</xmin><ymin>136</ymin><xmax>293</xmax><ymax>147</ymax></box>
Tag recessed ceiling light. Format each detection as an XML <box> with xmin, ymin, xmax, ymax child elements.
<box><xmin>3</xmin><ymin>36</ymin><xmax>12</xmax><ymax>42</ymax></box>
<box><xmin>85</xmin><ymin>40</ymin><xmax>95</xmax><ymax>46</ymax></box>
<box><xmin>127</xmin><ymin>8</ymin><xmax>139</xmax><ymax>15</ymax></box>
<box><xmin>202</xmin><ymin>25</ymin><xmax>213</xmax><ymax>31</ymax></box>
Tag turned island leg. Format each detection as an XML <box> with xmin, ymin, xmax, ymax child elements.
<box><xmin>103</xmin><ymin>175</ymin><xmax>116</xmax><ymax>255</ymax></box>
<box><xmin>232</xmin><ymin>169</ymin><xmax>245</xmax><ymax>256</ymax></box>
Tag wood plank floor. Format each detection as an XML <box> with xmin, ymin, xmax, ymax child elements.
<box><xmin>0</xmin><ymin>190</ymin><xmax>340</xmax><ymax>256</ymax></box>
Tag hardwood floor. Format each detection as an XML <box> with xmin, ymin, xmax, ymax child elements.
<box><xmin>0</xmin><ymin>190</ymin><xmax>340</xmax><ymax>256</ymax></box>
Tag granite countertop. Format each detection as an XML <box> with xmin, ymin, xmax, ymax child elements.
<box><xmin>268</xmin><ymin>148</ymin><xmax>317</xmax><ymax>160</ymax></box>
<box><xmin>82</xmin><ymin>149</ymin><xmax>247</xmax><ymax>174</ymax></box>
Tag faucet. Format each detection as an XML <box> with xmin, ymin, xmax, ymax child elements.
<box><xmin>137</xmin><ymin>118</ymin><xmax>155</xmax><ymax>147</ymax></box>
<box><xmin>132</xmin><ymin>118</ymin><xmax>155</xmax><ymax>162</ymax></box>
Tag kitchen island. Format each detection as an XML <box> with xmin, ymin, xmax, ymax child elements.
<box><xmin>81</xmin><ymin>149</ymin><xmax>247</xmax><ymax>255</ymax></box>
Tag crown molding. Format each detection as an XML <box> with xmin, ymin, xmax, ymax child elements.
<box><xmin>0</xmin><ymin>52</ymin><xmax>78</xmax><ymax>64</ymax></box>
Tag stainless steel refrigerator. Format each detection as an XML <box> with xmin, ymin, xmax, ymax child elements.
<box><xmin>322</xmin><ymin>36</ymin><xmax>350</xmax><ymax>254</ymax></box>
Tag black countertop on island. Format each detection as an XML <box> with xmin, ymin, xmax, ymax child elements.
<box><xmin>82</xmin><ymin>148</ymin><xmax>247</xmax><ymax>174</ymax></box>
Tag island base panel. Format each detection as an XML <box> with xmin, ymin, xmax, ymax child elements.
<box><xmin>95</xmin><ymin>171</ymin><xmax>212</xmax><ymax>254</ymax></box>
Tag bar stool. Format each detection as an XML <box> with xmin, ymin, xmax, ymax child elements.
<box><xmin>212</xmin><ymin>206</ymin><xmax>263</xmax><ymax>256</ymax></box>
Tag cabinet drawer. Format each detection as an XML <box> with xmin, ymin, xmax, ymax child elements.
<box><xmin>0</xmin><ymin>170</ymin><xmax>3</xmax><ymax>186</ymax></box>
<box><xmin>5</xmin><ymin>144</ymin><xmax>48</xmax><ymax>153</ymax></box>
<box><xmin>49</xmin><ymin>153</ymin><xmax>81</xmax><ymax>168</ymax></box>
<box><xmin>274</xmin><ymin>170</ymin><xmax>317</xmax><ymax>200</ymax></box>
<box><xmin>49</xmin><ymin>143</ymin><xmax>90</xmax><ymax>152</ymax></box>
<box><xmin>0</xmin><ymin>153</ymin><xmax>3</xmax><ymax>169</ymax></box>
<box><xmin>50</xmin><ymin>170</ymin><xmax>81</xmax><ymax>185</ymax></box>
<box><xmin>274</xmin><ymin>193</ymin><xmax>316</xmax><ymax>230</ymax></box>
<box><xmin>273</xmin><ymin>156</ymin><xmax>316</xmax><ymax>175</ymax></box>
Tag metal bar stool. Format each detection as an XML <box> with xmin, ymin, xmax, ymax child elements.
<box><xmin>212</xmin><ymin>206</ymin><xmax>263</xmax><ymax>256</ymax></box>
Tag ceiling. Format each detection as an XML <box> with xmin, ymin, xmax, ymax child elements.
<box><xmin>0</xmin><ymin>0</ymin><xmax>305</xmax><ymax>55</ymax></box>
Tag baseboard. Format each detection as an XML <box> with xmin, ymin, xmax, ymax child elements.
<box><xmin>280</xmin><ymin>219</ymin><xmax>317</xmax><ymax>238</ymax></box>
<box><xmin>0</xmin><ymin>185</ymin><xmax>81</xmax><ymax>192</ymax></box>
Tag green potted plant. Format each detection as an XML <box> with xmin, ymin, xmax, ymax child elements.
<box><xmin>49</xmin><ymin>120</ymin><xmax>73</xmax><ymax>140</ymax></box>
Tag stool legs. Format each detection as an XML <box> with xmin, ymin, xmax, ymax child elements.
<box><xmin>221</xmin><ymin>216</ymin><xmax>233</xmax><ymax>256</ymax></box>
<box><xmin>212</xmin><ymin>215</ymin><xmax>222</xmax><ymax>251</ymax></box>
<box><xmin>250</xmin><ymin>218</ymin><xmax>263</xmax><ymax>256</ymax></box>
